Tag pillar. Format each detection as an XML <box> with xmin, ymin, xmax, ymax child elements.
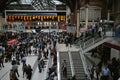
<box><xmin>0</xmin><ymin>16</ymin><xmax>2</xmax><ymax>31</ymax></box>
<box><xmin>76</xmin><ymin>10</ymin><xmax>80</xmax><ymax>37</ymax></box>
<box><xmin>0</xmin><ymin>14</ymin><xmax>2</xmax><ymax>31</ymax></box>
<box><xmin>85</xmin><ymin>4</ymin><xmax>89</xmax><ymax>29</ymax></box>
<box><xmin>107</xmin><ymin>10</ymin><xmax>110</xmax><ymax>23</ymax></box>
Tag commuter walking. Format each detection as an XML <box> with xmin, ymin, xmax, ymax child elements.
<box><xmin>9</xmin><ymin>69</ymin><xmax>18</xmax><ymax>80</ymax></box>
<box><xmin>0</xmin><ymin>56</ymin><xmax>4</xmax><ymax>69</ymax></box>
<box><xmin>98</xmin><ymin>26</ymin><xmax>102</xmax><ymax>37</ymax></box>
<box><xmin>12</xmin><ymin>64</ymin><xmax>20</xmax><ymax>77</ymax></box>
<box><xmin>11</xmin><ymin>58</ymin><xmax>16</xmax><ymax>65</ymax></box>
<box><xmin>22</xmin><ymin>62</ymin><xmax>27</xmax><ymax>78</ymax></box>
<box><xmin>62</xmin><ymin>60</ymin><xmax>67</xmax><ymax>78</ymax></box>
<box><xmin>26</xmin><ymin>64</ymin><xmax>33</xmax><ymax>80</ymax></box>
<box><xmin>40</xmin><ymin>58</ymin><xmax>45</xmax><ymax>71</ymax></box>
<box><xmin>71</xmin><ymin>75</ymin><xmax>77</xmax><ymax>80</ymax></box>
<box><xmin>101</xmin><ymin>66</ymin><xmax>110</xmax><ymax>80</ymax></box>
<box><xmin>38</xmin><ymin>58</ymin><xmax>42</xmax><ymax>72</ymax></box>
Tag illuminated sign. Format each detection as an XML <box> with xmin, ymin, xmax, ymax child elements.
<box><xmin>5</xmin><ymin>11</ymin><xmax>66</xmax><ymax>22</ymax></box>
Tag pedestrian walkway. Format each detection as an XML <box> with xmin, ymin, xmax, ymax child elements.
<box><xmin>0</xmin><ymin>43</ymin><xmax>105</xmax><ymax>80</ymax></box>
<box><xmin>0</xmin><ymin>55</ymin><xmax>38</xmax><ymax>80</ymax></box>
<box><xmin>31</xmin><ymin>48</ymin><xmax>54</xmax><ymax>80</ymax></box>
<box><xmin>57</xmin><ymin>43</ymin><xmax>79</xmax><ymax>52</ymax></box>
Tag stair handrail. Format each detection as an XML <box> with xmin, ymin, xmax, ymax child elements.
<box><xmin>56</xmin><ymin>40</ymin><xmax>61</xmax><ymax>80</ymax></box>
<box><xmin>82</xmin><ymin>36</ymin><xmax>93</xmax><ymax>42</ymax></box>
<box><xmin>79</xmin><ymin>45</ymin><xmax>91</xmax><ymax>80</ymax></box>
<box><xmin>57</xmin><ymin>51</ymin><xmax>61</xmax><ymax>80</ymax></box>
<box><xmin>68</xmin><ymin>44</ymin><xmax>75</xmax><ymax>76</ymax></box>
<box><xmin>75</xmin><ymin>35</ymin><xmax>92</xmax><ymax>44</ymax></box>
<box><xmin>82</xmin><ymin>36</ymin><xmax>105</xmax><ymax>49</ymax></box>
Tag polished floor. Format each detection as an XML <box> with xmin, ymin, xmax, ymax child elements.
<box><xmin>0</xmin><ymin>42</ymin><xmax>117</xmax><ymax>80</ymax></box>
<box><xmin>0</xmin><ymin>43</ymin><xmax>79</xmax><ymax>80</ymax></box>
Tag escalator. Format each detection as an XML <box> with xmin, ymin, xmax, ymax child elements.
<box><xmin>71</xmin><ymin>51</ymin><xmax>86</xmax><ymax>80</ymax></box>
<box><xmin>59</xmin><ymin>52</ymin><xmax>72</xmax><ymax>80</ymax></box>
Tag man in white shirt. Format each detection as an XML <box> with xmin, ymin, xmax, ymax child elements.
<box><xmin>98</xmin><ymin>26</ymin><xmax>102</xmax><ymax>37</ymax></box>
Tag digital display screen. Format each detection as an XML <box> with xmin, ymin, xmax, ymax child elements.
<box><xmin>6</xmin><ymin>11</ymin><xmax>66</xmax><ymax>22</ymax></box>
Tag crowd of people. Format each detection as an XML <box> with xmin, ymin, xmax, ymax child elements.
<box><xmin>0</xmin><ymin>31</ymin><xmax>58</xmax><ymax>80</ymax></box>
<box><xmin>0</xmin><ymin>24</ymin><xmax>119</xmax><ymax>80</ymax></box>
<box><xmin>89</xmin><ymin>52</ymin><xmax>120</xmax><ymax>80</ymax></box>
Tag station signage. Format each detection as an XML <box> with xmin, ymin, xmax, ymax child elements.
<box><xmin>5</xmin><ymin>11</ymin><xmax>66</xmax><ymax>22</ymax></box>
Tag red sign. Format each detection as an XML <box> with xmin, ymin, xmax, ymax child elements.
<box><xmin>59</xmin><ymin>26</ymin><xmax>66</xmax><ymax>30</ymax></box>
<box><xmin>7</xmin><ymin>39</ymin><xmax>17</xmax><ymax>45</ymax></box>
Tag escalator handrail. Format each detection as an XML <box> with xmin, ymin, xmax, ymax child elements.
<box><xmin>68</xmin><ymin>44</ymin><xmax>75</xmax><ymax>76</ymax></box>
<box><xmin>82</xmin><ymin>36</ymin><xmax>105</xmax><ymax>49</ymax></box>
<box><xmin>57</xmin><ymin>51</ymin><xmax>61</xmax><ymax>80</ymax></box>
<box><xmin>79</xmin><ymin>45</ymin><xmax>91</xmax><ymax>80</ymax></box>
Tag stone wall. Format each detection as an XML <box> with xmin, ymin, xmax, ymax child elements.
<box><xmin>81</xmin><ymin>0</ymin><xmax>107</xmax><ymax>19</ymax></box>
<box><xmin>111</xmin><ymin>0</ymin><xmax>120</xmax><ymax>25</ymax></box>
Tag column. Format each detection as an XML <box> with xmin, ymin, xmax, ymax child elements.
<box><xmin>57</xmin><ymin>22</ymin><xmax>59</xmax><ymax>35</ymax></box>
<box><xmin>76</xmin><ymin>10</ymin><xmax>80</xmax><ymax>37</ymax></box>
<box><xmin>107</xmin><ymin>10</ymin><xmax>110</xmax><ymax>22</ymax></box>
<box><xmin>85</xmin><ymin>4</ymin><xmax>89</xmax><ymax>29</ymax></box>
<box><xmin>0</xmin><ymin>15</ymin><xmax>2</xmax><ymax>31</ymax></box>
<box><xmin>49</xmin><ymin>26</ymin><xmax>51</xmax><ymax>33</ymax></box>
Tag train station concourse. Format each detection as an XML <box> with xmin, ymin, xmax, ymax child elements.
<box><xmin>0</xmin><ymin>0</ymin><xmax>120</xmax><ymax>80</ymax></box>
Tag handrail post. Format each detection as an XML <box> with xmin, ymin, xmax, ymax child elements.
<box><xmin>93</xmin><ymin>38</ymin><xmax>94</xmax><ymax>44</ymax></box>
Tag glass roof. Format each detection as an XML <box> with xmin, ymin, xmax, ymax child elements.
<box><xmin>17</xmin><ymin>0</ymin><xmax>62</xmax><ymax>5</ymax></box>
<box><xmin>10</xmin><ymin>0</ymin><xmax>63</xmax><ymax>10</ymax></box>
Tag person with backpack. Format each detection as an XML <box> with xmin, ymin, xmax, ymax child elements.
<box><xmin>12</xmin><ymin>64</ymin><xmax>20</xmax><ymax>77</ymax></box>
<box><xmin>26</xmin><ymin>64</ymin><xmax>33</xmax><ymax>80</ymax></box>
<box><xmin>9</xmin><ymin>69</ymin><xmax>18</xmax><ymax>80</ymax></box>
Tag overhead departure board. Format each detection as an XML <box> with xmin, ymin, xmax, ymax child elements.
<box><xmin>5</xmin><ymin>10</ymin><xmax>66</xmax><ymax>22</ymax></box>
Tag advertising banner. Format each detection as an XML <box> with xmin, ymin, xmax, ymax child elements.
<box><xmin>67</xmin><ymin>26</ymin><xmax>76</xmax><ymax>32</ymax></box>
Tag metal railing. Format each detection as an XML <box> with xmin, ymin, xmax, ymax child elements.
<box><xmin>81</xmin><ymin>35</ymin><xmax>105</xmax><ymax>49</ymax></box>
<box><xmin>57</xmin><ymin>51</ymin><xmax>61</xmax><ymax>80</ymax></box>
<box><xmin>79</xmin><ymin>45</ymin><xmax>91</xmax><ymax>80</ymax></box>
<box><xmin>77</xmin><ymin>35</ymin><xmax>106</xmax><ymax>80</ymax></box>
<box><xmin>68</xmin><ymin>44</ymin><xmax>75</xmax><ymax>76</ymax></box>
<box><xmin>57</xmin><ymin>44</ymin><xmax>75</xmax><ymax>80</ymax></box>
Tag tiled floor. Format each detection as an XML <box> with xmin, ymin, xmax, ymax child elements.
<box><xmin>0</xmin><ymin>43</ymin><xmax>110</xmax><ymax>80</ymax></box>
<box><xmin>0</xmin><ymin>55</ymin><xmax>38</xmax><ymax>80</ymax></box>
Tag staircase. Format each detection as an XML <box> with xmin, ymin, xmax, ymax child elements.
<box><xmin>71</xmin><ymin>51</ymin><xmax>86</xmax><ymax>80</ymax></box>
<box><xmin>59</xmin><ymin>52</ymin><xmax>72</xmax><ymax>80</ymax></box>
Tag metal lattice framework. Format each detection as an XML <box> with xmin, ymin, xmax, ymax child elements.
<box><xmin>31</xmin><ymin>0</ymin><xmax>56</xmax><ymax>10</ymax></box>
<box><xmin>0</xmin><ymin>0</ymin><xmax>111</xmax><ymax>13</ymax></box>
